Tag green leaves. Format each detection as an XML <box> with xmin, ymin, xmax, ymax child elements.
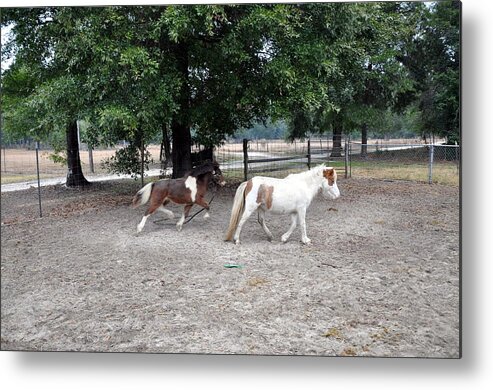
<box><xmin>101</xmin><ymin>143</ymin><xmax>153</xmax><ymax>179</ymax></box>
<box><xmin>2</xmin><ymin>1</ymin><xmax>460</xmax><ymax>179</ymax></box>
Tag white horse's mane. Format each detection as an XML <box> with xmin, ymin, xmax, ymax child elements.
<box><xmin>286</xmin><ymin>164</ymin><xmax>326</xmax><ymax>180</ymax></box>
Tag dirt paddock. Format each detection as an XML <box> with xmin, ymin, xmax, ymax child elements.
<box><xmin>0</xmin><ymin>177</ymin><xmax>460</xmax><ymax>357</ymax></box>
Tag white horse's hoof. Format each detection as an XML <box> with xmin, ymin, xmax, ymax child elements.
<box><xmin>203</xmin><ymin>212</ymin><xmax>210</xmax><ymax>220</ymax></box>
<box><xmin>234</xmin><ymin>239</ymin><xmax>241</xmax><ymax>245</ymax></box>
<box><xmin>176</xmin><ymin>224</ymin><xmax>183</xmax><ymax>232</ymax></box>
<box><xmin>281</xmin><ymin>234</ymin><xmax>289</xmax><ymax>243</ymax></box>
<box><xmin>302</xmin><ymin>238</ymin><xmax>312</xmax><ymax>245</ymax></box>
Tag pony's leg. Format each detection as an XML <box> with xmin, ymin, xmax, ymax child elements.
<box><xmin>176</xmin><ymin>204</ymin><xmax>193</xmax><ymax>231</ymax></box>
<box><xmin>297</xmin><ymin>207</ymin><xmax>311</xmax><ymax>245</ymax></box>
<box><xmin>137</xmin><ymin>204</ymin><xmax>161</xmax><ymax>233</ymax></box>
<box><xmin>257</xmin><ymin>209</ymin><xmax>273</xmax><ymax>242</ymax></box>
<box><xmin>137</xmin><ymin>188</ymin><xmax>168</xmax><ymax>232</ymax></box>
<box><xmin>137</xmin><ymin>214</ymin><xmax>149</xmax><ymax>233</ymax></box>
<box><xmin>233</xmin><ymin>203</ymin><xmax>258</xmax><ymax>245</ymax></box>
<box><xmin>157</xmin><ymin>206</ymin><xmax>174</xmax><ymax>219</ymax></box>
<box><xmin>157</xmin><ymin>200</ymin><xmax>174</xmax><ymax>219</ymax></box>
<box><xmin>281</xmin><ymin>213</ymin><xmax>298</xmax><ymax>243</ymax></box>
<box><xmin>194</xmin><ymin>196</ymin><xmax>210</xmax><ymax>219</ymax></box>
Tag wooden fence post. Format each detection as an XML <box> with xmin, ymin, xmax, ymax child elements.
<box><xmin>88</xmin><ymin>144</ymin><xmax>94</xmax><ymax>173</ymax></box>
<box><xmin>243</xmin><ymin>138</ymin><xmax>249</xmax><ymax>181</ymax></box>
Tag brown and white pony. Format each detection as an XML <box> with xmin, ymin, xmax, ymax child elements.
<box><xmin>225</xmin><ymin>165</ymin><xmax>340</xmax><ymax>245</ymax></box>
<box><xmin>132</xmin><ymin>161</ymin><xmax>225</xmax><ymax>232</ymax></box>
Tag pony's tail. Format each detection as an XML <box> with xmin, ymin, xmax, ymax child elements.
<box><xmin>132</xmin><ymin>182</ymin><xmax>154</xmax><ymax>208</ymax></box>
<box><xmin>224</xmin><ymin>181</ymin><xmax>248</xmax><ymax>241</ymax></box>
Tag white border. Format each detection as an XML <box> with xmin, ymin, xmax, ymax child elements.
<box><xmin>1</xmin><ymin>1</ymin><xmax>492</xmax><ymax>389</ymax></box>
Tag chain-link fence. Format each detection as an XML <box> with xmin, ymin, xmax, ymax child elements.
<box><xmin>1</xmin><ymin>138</ymin><xmax>460</xmax><ymax>189</ymax></box>
<box><xmin>214</xmin><ymin>137</ymin><xmax>347</xmax><ymax>182</ymax></box>
<box><xmin>349</xmin><ymin>141</ymin><xmax>460</xmax><ymax>186</ymax></box>
<box><xmin>0</xmin><ymin>143</ymin><xmax>166</xmax><ymax>188</ymax></box>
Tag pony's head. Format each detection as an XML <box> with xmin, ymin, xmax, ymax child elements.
<box><xmin>321</xmin><ymin>167</ymin><xmax>340</xmax><ymax>200</ymax></box>
<box><xmin>212</xmin><ymin>160</ymin><xmax>226</xmax><ymax>187</ymax></box>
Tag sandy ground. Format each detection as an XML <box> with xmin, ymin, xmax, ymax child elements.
<box><xmin>0</xmin><ymin>177</ymin><xmax>460</xmax><ymax>357</ymax></box>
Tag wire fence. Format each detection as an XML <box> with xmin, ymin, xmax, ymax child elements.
<box><xmin>0</xmin><ymin>143</ymin><xmax>166</xmax><ymax>188</ymax></box>
<box><xmin>1</xmin><ymin>137</ymin><xmax>460</xmax><ymax>191</ymax></box>
<box><xmin>349</xmin><ymin>142</ymin><xmax>460</xmax><ymax>186</ymax></box>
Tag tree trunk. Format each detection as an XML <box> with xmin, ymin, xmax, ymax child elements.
<box><xmin>171</xmin><ymin>42</ymin><xmax>192</xmax><ymax>179</ymax></box>
<box><xmin>171</xmin><ymin>120</ymin><xmax>192</xmax><ymax>178</ymax></box>
<box><xmin>65</xmin><ymin>120</ymin><xmax>90</xmax><ymax>187</ymax></box>
<box><xmin>331</xmin><ymin>114</ymin><xmax>343</xmax><ymax>158</ymax></box>
<box><xmin>139</xmin><ymin>133</ymin><xmax>145</xmax><ymax>188</ymax></box>
<box><xmin>161</xmin><ymin>122</ymin><xmax>172</xmax><ymax>169</ymax></box>
<box><xmin>361</xmin><ymin>122</ymin><xmax>368</xmax><ymax>158</ymax></box>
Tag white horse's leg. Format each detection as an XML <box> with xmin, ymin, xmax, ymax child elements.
<box><xmin>137</xmin><ymin>215</ymin><xmax>149</xmax><ymax>233</ymax></box>
<box><xmin>233</xmin><ymin>203</ymin><xmax>258</xmax><ymax>245</ymax></box>
<box><xmin>158</xmin><ymin>205</ymin><xmax>174</xmax><ymax>219</ymax></box>
<box><xmin>257</xmin><ymin>210</ymin><xmax>273</xmax><ymax>242</ymax></box>
<box><xmin>281</xmin><ymin>213</ymin><xmax>298</xmax><ymax>243</ymax></box>
<box><xmin>297</xmin><ymin>207</ymin><xmax>311</xmax><ymax>245</ymax></box>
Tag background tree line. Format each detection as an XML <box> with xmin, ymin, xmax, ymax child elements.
<box><xmin>1</xmin><ymin>1</ymin><xmax>460</xmax><ymax>186</ymax></box>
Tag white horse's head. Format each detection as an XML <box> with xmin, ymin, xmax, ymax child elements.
<box><xmin>321</xmin><ymin>167</ymin><xmax>340</xmax><ymax>200</ymax></box>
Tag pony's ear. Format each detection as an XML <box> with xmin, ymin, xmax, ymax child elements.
<box><xmin>323</xmin><ymin>167</ymin><xmax>335</xmax><ymax>182</ymax></box>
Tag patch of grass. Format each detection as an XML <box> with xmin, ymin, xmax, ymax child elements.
<box><xmin>247</xmin><ymin>277</ymin><xmax>269</xmax><ymax>287</ymax></box>
<box><xmin>351</xmin><ymin>161</ymin><xmax>458</xmax><ymax>186</ymax></box>
<box><xmin>340</xmin><ymin>347</ymin><xmax>357</xmax><ymax>356</ymax></box>
<box><xmin>1</xmin><ymin>173</ymin><xmax>62</xmax><ymax>184</ymax></box>
<box><xmin>323</xmin><ymin>327</ymin><xmax>344</xmax><ymax>340</ymax></box>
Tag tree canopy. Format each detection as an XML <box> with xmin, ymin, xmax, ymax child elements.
<box><xmin>1</xmin><ymin>2</ymin><xmax>461</xmax><ymax>181</ymax></box>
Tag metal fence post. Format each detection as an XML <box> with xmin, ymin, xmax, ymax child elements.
<box><xmin>243</xmin><ymin>138</ymin><xmax>249</xmax><ymax>181</ymax></box>
<box><xmin>428</xmin><ymin>144</ymin><xmax>434</xmax><ymax>184</ymax></box>
<box><xmin>35</xmin><ymin>141</ymin><xmax>43</xmax><ymax>217</ymax></box>
<box><xmin>344</xmin><ymin>135</ymin><xmax>349</xmax><ymax>179</ymax></box>
<box><xmin>349</xmin><ymin>139</ymin><xmax>352</xmax><ymax>178</ymax></box>
<box><xmin>307</xmin><ymin>138</ymin><xmax>311</xmax><ymax>170</ymax></box>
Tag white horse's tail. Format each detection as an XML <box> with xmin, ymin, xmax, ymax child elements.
<box><xmin>132</xmin><ymin>182</ymin><xmax>154</xmax><ymax>208</ymax></box>
<box><xmin>224</xmin><ymin>181</ymin><xmax>248</xmax><ymax>241</ymax></box>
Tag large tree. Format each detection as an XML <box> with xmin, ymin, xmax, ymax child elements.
<box><xmin>2</xmin><ymin>8</ymin><xmax>92</xmax><ymax>186</ymax></box>
<box><xmin>2</xmin><ymin>2</ymin><xmax>460</xmax><ymax>181</ymax></box>
<box><xmin>2</xmin><ymin>4</ymin><xmax>376</xmax><ymax>178</ymax></box>
<box><xmin>285</xmin><ymin>2</ymin><xmax>416</xmax><ymax>156</ymax></box>
<box><xmin>396</xmin><ymin>1</ymin><xmax>460</xmax><ymax>144</ymax></box>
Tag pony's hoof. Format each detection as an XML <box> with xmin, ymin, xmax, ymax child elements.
<box><xmin>176</xmin><ymin>224</ymin><xmax>183</xmax><ymax>232</ymax></box>
<box><xmin>302</xmin><ymin>238</ymin><xmax>312</xmax><ymax>245</ymax></box>
<box><xmin>281</xmin><ymin>235</ymin><xmax>289</xmax><ymax>243</ymax></box>
<box><xmin>267</xmin><ymin>235</ymin><xmax>273</xmax><ymax>242</ymax></box>
<box><xmin>234</xmin><ymin>239</ymin><xmax>241</xmax><ymax>245</ymax></box>
<box><xmin>203</xmin><ymin>212</ymin><xmax>210</xmax><ymax>220</ymax></box>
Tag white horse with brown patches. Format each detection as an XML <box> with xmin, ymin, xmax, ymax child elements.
<box><xmin>225</xmin><ymin>165</ymin><xmax>340</xmax><ymax>245</ymax></box>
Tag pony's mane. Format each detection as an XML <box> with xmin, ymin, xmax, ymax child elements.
<box><xmin>186</xmin><ymin>160</ymin><xmax>216</xmax><ymax>178</ymax></box>
<box><xmin>286</xmin><ymin>164</ymin><xmax>325</xmax><ymax>179</ymax></box>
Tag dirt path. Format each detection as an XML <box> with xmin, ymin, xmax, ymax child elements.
<box><xmin>0</xmin><ymin>178</ymin><xmax>460</xmax><ymax>357</ymax></box>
